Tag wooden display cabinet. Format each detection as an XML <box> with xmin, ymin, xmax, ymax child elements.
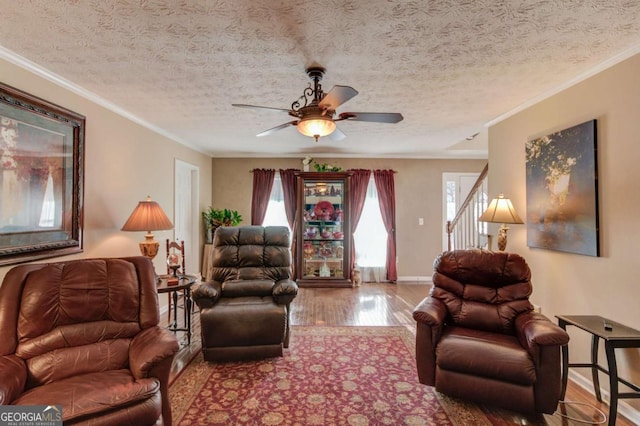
<box><xmin>296</xmin><ymin>172</ymin><xmax>352</xmax><ymax>287</ymax></box>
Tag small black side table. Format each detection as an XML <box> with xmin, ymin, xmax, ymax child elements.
<box><xmin>556</xmin><ymin>314</ymin><xmax>640</xmax><ymax>426</ymax></box>
<box><xmin>157</xmin><ymin>275</ymin><xmax>197</xmax><ymax>346</ymax></box>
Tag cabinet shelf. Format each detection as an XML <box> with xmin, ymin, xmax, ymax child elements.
<box><xmin>304</xmin><ymin>220</ymin><xmax>342</xmax><ymax>225</ymax></box>
<box><xmin>305</xmin><ymin>196</ymin><xmax>342</xmax><ymax>204</ymax></box>
<box><xmin>304</xmin><ymin>257</ymin><xmax>343</xmax><ymax>262</ymax></box>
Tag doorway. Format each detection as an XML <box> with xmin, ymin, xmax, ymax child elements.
<box><xmin>174</xmin><ymin>159</ymin><xmax>200</xmax><ymax>275</ymax></box>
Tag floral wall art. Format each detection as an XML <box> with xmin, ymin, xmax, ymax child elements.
<box><xmin>0</xmin><ymin>83</ymin><xmax>84</xmax><ymax>265</ymax></box>
<box><xmin>525</xmin><ymin>120</ymin><xmax>599</xmax><ymax>256</ymax></box>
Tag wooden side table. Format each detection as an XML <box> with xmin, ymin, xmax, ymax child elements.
<box><xmin>157</xmin><ymin>275</ymin><xmax>197</xmax><ymax>346</ymax></box>
<box><xmin>556</xmin><ymin>314</ymin><xmax>640</xmax><ymax>426</ymax></box>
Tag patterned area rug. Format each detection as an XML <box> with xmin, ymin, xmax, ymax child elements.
<box><xmin>169</xmin><ymin>326</ymin><xmax>494</xmax><ymax>425</ymax></box>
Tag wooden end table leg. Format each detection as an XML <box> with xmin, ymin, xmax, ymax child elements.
<box><xmin>591</xmin><ymin>335</ymin><xmax>602</xmax><ymax>402</ymax></box>
<box><xmin>171</xmin><ymin>290</ymin><xmax>179</xmax><ymax>330</ymax></box>
<box><xmin>605</xmin><ymin>342</ymin><xmax>618</xmax><ymax>426</ymax></box>
<box><xmin>559</xmin><ymin>320</ymin><xmax>569</xmax><ymax>400</ymax></box>
<box><xmin>185</xmin><ymin>288</ymin><xmax>192</xmax><ymax>345</ymax></box>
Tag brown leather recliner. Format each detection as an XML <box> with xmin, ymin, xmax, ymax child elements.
<box><xmin>192</xmin><ymin>226</ymin><xmax>298</xmax><ymax>362</ymax></box>
<box><xmin>0</xmin><ymin>257</ymin><xmax>179</xmax><ymax>425</ymax></box>
<box><xmin>413</xmin><ymin>249</ymin><xmax>569</xmax><ymax>414</ymax></box>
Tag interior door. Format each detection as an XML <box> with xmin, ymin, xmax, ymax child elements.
<box><xmin>174</xmin><ymin>159</ymin><xmax>200</xmax><ymax>275</ymax></box>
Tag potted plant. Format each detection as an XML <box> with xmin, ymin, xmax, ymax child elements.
<box><xmin>202</xmin><ymin>207</ymin><xmax>243</xmax><ymax>243</ymax></box>
<box><xmin>313</xmin><ymin>162</ymin><xmax>342</xmax><ymax>172</ymax></box>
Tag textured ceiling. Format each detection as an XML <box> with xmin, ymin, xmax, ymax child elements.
<box><xmin>1</xmin><ymin>1</ymin><xmax>640</xmax><ymax>158</ymax></box>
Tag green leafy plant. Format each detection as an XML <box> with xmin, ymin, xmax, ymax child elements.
<box><xmin>202</xmin><ymin>207</ymin><xmax>243</xmax><ymax>228</ymax></box>
<box><xmin>312</xmin><ymin>162</ymin><xmax>342</xmax><ymax>172</ymax></box>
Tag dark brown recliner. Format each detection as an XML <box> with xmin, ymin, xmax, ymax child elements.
<box><xmin>192</xmin><ymin>226</ymin><xmax>298</xmax><ymax>362</ymax></box>
<box><xmin>413</xmin><ymin>249</ymin><xmax>569</xmax><ymax>414</ymax></box>
<box><xmin>0</xmin><ymin>257</ymin><xmax>179</xmax><ymax>425</ymax></box>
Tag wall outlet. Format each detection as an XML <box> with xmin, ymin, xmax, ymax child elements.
<box><xmin>418</xmin><ymin>217</ymin><xmax>424</xmax><ymax>225</ymax></box>
<box><xmin>533</xmin><ymin>304</ymin><xmax>542</xmax><ymax>313</ymax></box>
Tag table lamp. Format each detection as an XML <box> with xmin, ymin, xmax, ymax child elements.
<box><xmin>122</xmin><ymin>196</ymin><xmax>174</xmax><ymax>259</ymax></box>
<box><xmin>478</xmin><ymin>193</ymin><xmax>523</xmax><ymax>251</ymax></box>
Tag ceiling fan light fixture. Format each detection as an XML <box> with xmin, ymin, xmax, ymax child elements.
<box><xmin>233</xmin><ymin>64</ymin><xmax>402</xmax><ymax>142</ymax></box>
<box><xmin>297</xmin><ymin>115</ymin><xmax>336</xmax><ymax>142</ymax></box>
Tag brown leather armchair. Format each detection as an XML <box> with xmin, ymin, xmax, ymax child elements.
<box><xmin>413</xmin><ymin>250</ymin><xmax>569</xmax><ymax>414</ymax></box>
<box><xmin>0</xmin><ymin>257</ymin><xmax>179</xmax><ymax>425</ymax></box>
<box><xmin>192</xmin><ymin>226</ymin><xmax>298</xmax><ymax>362</ymax></box>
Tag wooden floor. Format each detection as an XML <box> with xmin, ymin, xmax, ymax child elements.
<box><xmin>167</xmin><ymin>283</ymin><xmax>633</xmax><ymax>426</ymax></box>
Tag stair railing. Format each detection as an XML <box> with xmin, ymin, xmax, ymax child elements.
<box><xmin>446</xmin><ymin>163</ymin><xmax>489</xmax><ymax>251</ymax></box>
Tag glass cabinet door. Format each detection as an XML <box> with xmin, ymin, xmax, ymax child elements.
<box><xmin>297</xmin><ymin>172</ymin><xmax>351</xmax><ymax>287</ymax></box>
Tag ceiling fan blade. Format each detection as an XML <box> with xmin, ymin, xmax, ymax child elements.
<box><xmin>232</xmin><ymin>103</ymin><xmax>291</xmax><ymax>113</ymax></box>
<box><xmin>319</xmin><ymin>85</ymin><xmax>358</xmax><ymax>111</ymax></box>
<box><xmin>256</xmin><ymin>120</ymin><xmax>298</xmax><ymax>137</ymax></box>
<box><xmin>338</xmin><ymin>112</ymin><xmax>403</xmax><ymax>123</ymax></box>
<box><xmin>327</xmin><ymin>127</ymin><xmax>346</xmax><ymax>142</ymax></box>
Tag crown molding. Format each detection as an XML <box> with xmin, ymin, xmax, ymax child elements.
<box><xmin>485</xmin><ymin>43</ymin><xmax>640</xmax><ymax>128</ymax></box>
<box><xmin>0</xmin><ymin>45</ymin><xmax>204</xmax><ymax>153</ymax></box>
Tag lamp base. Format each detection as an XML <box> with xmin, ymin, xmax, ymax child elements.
<box><xmin>139</xmin><ymin>232</ymin><xmax>159</xmax><ymax>259</ymax></box>
<box><xmin>497</xmin><ymin>224</ymin><xmax>509</xmax><ymax>251</ymax></box>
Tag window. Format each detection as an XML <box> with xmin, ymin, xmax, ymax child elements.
<box><xmin>38</xmin><ymin>173</ymin><xmax>55</xmax><ymax>228</ymax></box>
<box><xmin>262</xmin><ymin>173</ymin><xmax>290</xmax><ymax>230</ymax></box>
<box><xmin>446</xmin><ymin>180</ymin><xmax>456</xmax><ymax>222</ymax></box>
<box><xmin>354</xmin><ymin>176</ymin><xmax>387</xmax><ymax>268</ymax></box>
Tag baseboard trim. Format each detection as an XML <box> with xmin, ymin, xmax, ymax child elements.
<box><xmin>397</xmin><ymin>276</ymin><xmax>432</xmax><ymax>284</ymax></box>
<box><xmin>568</xmin><ymin>370</ymin><xmax>640</xmax><ymax>424</ymax></box>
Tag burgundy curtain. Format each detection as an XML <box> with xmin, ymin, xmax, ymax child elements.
<box><xmin>374</xmin><ymin>169</ymin><xmax>397</xmax><ymax>282</ymax></box>
<box><xmin>279</xmin><ymin>169</ymin><xmax>298</xmax><ymax>229</ymax></box>
<box><xmin>251</xmin><ymin>168</ymin><xmax>275</xmax><ymax>225</ymax></box>
<box><xmin>279</xmin><ymin>168</ymin><xmax>299</xmax><ymax>279</ymax></box>
<box><xmin>348</xmin><ymin>169</ymin><xmax>371</xmax><ymax>276</ymax></box>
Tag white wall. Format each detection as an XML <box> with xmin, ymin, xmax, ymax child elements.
<box><xmin>488</xmin><ymin>53</ymin><xmax>640</xmax><ymax>418</ymax></box>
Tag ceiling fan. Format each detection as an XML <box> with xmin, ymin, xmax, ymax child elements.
<box><xmin>232</xmin><ymin>65</ymin><xmax>403</xmax><ymax>142</ymax></box>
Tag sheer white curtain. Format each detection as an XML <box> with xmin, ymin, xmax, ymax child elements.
<box><xmin>38</xmin><ymin>173</ymin><xmax>55</xmax><ymax>227</ymax></box>
<box><xmin>353</xmin><ymin>175</ymin><xmax>388</xmax><ymax>282</ymax></box>
<box><xmin>262</xmin><ymin>173</ymin><xmax>290</xmax><ymax>230</ymax></box>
